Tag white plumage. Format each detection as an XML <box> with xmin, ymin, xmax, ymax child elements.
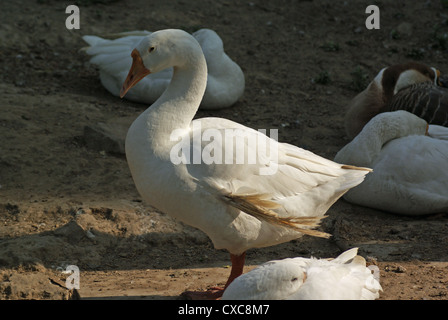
<box><xmin>222</xmin><ymin>248</ymin><xmax>382</xmax><ymax>300</ymax></box>
<box><xmin>82</xmin><ymin>28</ymin><xmax>245</xmax><ymax>109</ymax></box>
<box><xmin>335</xmin><ymin>110</ymin><xmax>448</xmax><ymax>215</ymax></box>
<box><xmin>120</xmin><ymin>29</ymin><xmax>371</xmax><ymax>298</ymax></box>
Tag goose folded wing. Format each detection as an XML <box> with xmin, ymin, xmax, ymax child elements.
<box><xmin>185</xmin><ymin>118</ymin><xmax>370</xmax><ymax>236</ymax></box>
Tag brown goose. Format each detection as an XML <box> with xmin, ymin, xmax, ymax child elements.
<box><xmin>345</xmin><ymin>62</ymin><xmax>448</xmax><ymax>139</ymax></box>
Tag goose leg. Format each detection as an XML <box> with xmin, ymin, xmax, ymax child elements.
<box><xmin>224</xmin><ymin>252</ymin><xmax>246</xmax><ymax>288</ymax></box>
<box><xmin>181</xmin><ymin>252</ymin><xmax>246</xmax><ymax>300</ymax></box>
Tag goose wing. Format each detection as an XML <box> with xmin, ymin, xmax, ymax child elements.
<box><xmin>388</xmin><ymin>82</ymin><xmax>448</xmax><ymax>126</ymax></box>
<box><xmin>185</xmin><ymin>118</ymin><xmax>371</xmax><ymax>236</ymax></box>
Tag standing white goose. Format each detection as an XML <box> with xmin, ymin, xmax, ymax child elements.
<box><xmin>83</xmin><ymin>28</ymin><xmax>245</xmax><ymax>109</ymax></box>
<box><xmin>345</xmin><ymin>62</ymin><xmax>448</xmax><ymax>139</ymax></box>
<box><xmin>335</xmin><ymin>110</ymin><xmax>448</xmax><ymax>215</ymax></box>
<box><xmin>222</xmin><ymin>248</ymin><xmax>382</xmax><ymax>300</ymax></box>
<box><xmin>120</xmin><ymin>29</ymin><xmax>371</xmax><ymax>299</ymax></box>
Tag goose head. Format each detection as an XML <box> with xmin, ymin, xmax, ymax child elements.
<box><xmin>120</xmin><ymin>29</ymin><xmax>202</xmax><ymax>98</ymax></box>
<box><xmin>345</xmin><ymin>62</ymin><xmax>442</xmax><ymax>139</ymax></box>
<box><xmin>192</xmin><ymin>28</ymin><xmax>226</xmax><ymax>75</ymax></box>
<box><xmin>381</xmin><ymin>62</ymin><xmax>441</xmax><ymax>96</ymax></box>
<box><xmin>192</xmin><ymin>28</ymin><xmax>224</xmax><ymax>59</ymax></box>
<box><xmin>222</xmin><ymin>259</ymin><xmax>307</xmax><ymax>300</ymax></box>
<box><xmin>366</xmin><ymin>110</ymin><xmax>429</xmax><ymax>142</ymax></box>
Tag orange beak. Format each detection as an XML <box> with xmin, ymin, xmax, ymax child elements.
<box><xmin>425</xmin><ymin>124</ymin><xmax>429</xmax><ymax>136</ymax></box>
<box><xmin>120</xmin><ymin>49</ymin><xmax>151</xmax><ymax>98</ymax></box>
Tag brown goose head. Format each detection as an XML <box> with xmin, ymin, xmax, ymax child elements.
<box><xmin>344</xmin><ymin>62</ymin><xmax>443</xmax><ymax>139</ymax></box>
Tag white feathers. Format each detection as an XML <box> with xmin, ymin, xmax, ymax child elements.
<box><xmin>335</xmin><ymin>110</ymin><xmax>448</xmax><ymax>215</ymax></box>
<box><xmin>82</xmin><ymin>28</ymin><xmax>245</xmax><ymax>109</ymax></box>
<box><xmin>119</xmin><ymin>29</ymin><xmax>380</xmax><ymax>298</ymax></box>
<box><xmin>222</xmin><ymin>248</ymin><xmax>382</xmax><ymax>300</ymax></box>
<box><xmin>124</xmin><ymin>29</ymin><xmax>370</xmax><ymax>256</ymax></box>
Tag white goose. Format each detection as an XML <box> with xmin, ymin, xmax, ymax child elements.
<box><xmin>335</xmin><ymin>110</ymin><xmax>448</xmax><ymax>215</ymax></box>
<box><xmin>120</xmin><ymin>29</ymin><xmax>371</xmax><ymax>299</ymax></box>
<box><xmin>222</xmin><ymin>248</ymin><xmax>382</xmax><ymax>300</ymax></box>
<box><xmin>345</xmin><ymin>62</ymin><xmax>447</xmax><ymax>139</ymax></box>
<box><xmin>83</xmin><ymin>28</ymin><xmax>245</xmax><ymax>109</ymax></box>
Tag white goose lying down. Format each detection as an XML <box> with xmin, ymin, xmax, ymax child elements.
<box><xmin>222</xmin><ymin>248</ymin><xmax>382</xmax><ymax>300</ymax></box>
<box><xmin>120</xmin><ymin>29</ymin><xmax>371</xmax><ymax>299</ymax></box>
<box><xmin>335</xmin><ymin>110</ymin><xmax>448</xmax><ymax>215</ymax></box>
<box><xmin>83</xmin><ymin>28</ymin><xmax>245</xmax><ymax>109</ymax></box>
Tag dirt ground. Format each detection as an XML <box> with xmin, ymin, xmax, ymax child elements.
<box><xmin>1</xmin><ymin>0</ymin><xmax>448</xmax><ymax>301</ymax></box>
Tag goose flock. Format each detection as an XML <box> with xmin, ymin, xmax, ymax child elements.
<box><xmin>339</xmin><ymin>62</ymin><xmax>448</xmax><ymax>215</ymax></box>
<box><xmin>82</xmin><ymin>28</ymin><xmax>448</xmax><ymax>300</ymax></box>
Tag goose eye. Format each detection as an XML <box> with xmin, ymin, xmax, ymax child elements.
<box><xmin>291</xmin><ymin>277</ymin><xmax>298</xmax><ymax>282</ymax></box>
<box><xmin>149</xmin><ymin>47</ymin><xmax>155</xmax><ymax>53</ymax></box>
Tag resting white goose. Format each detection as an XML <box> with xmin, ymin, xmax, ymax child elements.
<box><xmin>345</xmin><ymin>62</ymin><xmax>448</xmax><ymax>139</ymax></box>
<box><xmin>335</xmin><ymin>110</ymin><xmax>448</xmax><ymax>215</ymax></box>
<box><xmin>83</xmin><ymin>28</ymin><xmax>245</xmax><ymax>109</ymax></box>
<box><xmin>120</xmin><ymin>29</ymin><xmax>371</xmax><ymax>299</ymax></box>
<box><xmin>222</xmin><ymin>248</ymin><xmax>382</xmax><ymax>300</ymax></box>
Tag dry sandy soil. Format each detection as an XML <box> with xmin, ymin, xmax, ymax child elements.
<box><xmin>1</xmin><ymin>0</ymin><xmax>448</xmax><ymax>301</ymax></box>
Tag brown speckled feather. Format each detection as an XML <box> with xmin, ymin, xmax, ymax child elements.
<box><xmin>222</xmin><ymin>193</ymin><xmax>332</xmax><ymax>239</ymax></box>
<box><xmin>387</xmin><ymin>82</ymin><xmax>448</xmax><ymax>126</ymax></box>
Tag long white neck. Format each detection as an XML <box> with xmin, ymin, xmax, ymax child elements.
<box><xmin>128</xmin><ymin>51</ymin><xmax>208</xmax><ymax>152</ymax></box>
<box><xmin>336</xmin><ymin>112</ymin><xmax>426</xmax><ymax>166</ymax></box>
